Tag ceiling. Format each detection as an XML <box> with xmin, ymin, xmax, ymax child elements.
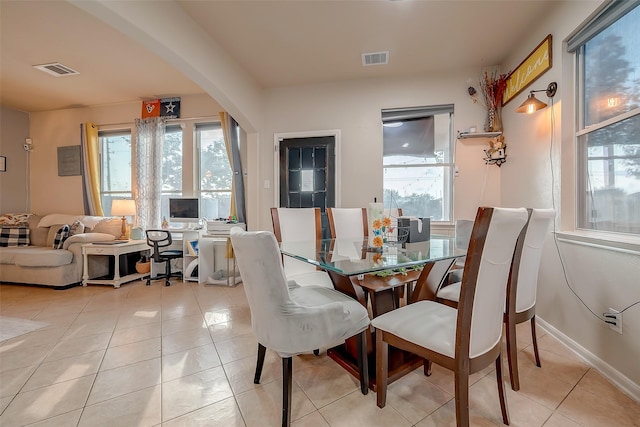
<box><xmin>0</xmin><ymin>0</ymin><xmax>558</xmax><ymax>114</ymax></box>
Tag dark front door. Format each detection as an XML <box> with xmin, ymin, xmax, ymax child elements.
<box><xmin>279</xmin><ymin>136</ymin><xmax>335</xmax><ymax>238</ymax></box>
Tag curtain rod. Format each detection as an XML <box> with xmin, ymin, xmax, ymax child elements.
<box><xmin>95</xmin><ymin>115</ymin><xmax>219</xmax><ymax>127</ymax></box>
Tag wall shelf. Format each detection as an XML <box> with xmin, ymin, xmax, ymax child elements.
<box><xmin>457</xmin><ymin>131</ymin><xmax>502</xmax><ymax>139</ymax></box>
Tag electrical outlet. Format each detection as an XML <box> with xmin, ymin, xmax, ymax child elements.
<box><xmin>605</xmin><ymin>308</ymin><xmax>622</xmax><ymax>334</ymax></box>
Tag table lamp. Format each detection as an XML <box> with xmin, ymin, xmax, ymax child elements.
<box><xmin>111</xmin><ymin>199</ymin><xmax>136</xmax><ymax>240</ymax></box>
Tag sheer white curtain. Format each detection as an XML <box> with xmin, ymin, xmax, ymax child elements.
<box><xmin>135</xmin><ymin>117</ymin><xmax>165</xmax><ymax>230</ymax></box>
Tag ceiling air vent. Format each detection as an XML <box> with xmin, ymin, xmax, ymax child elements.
<box><xmin>362</xmin><ymin>51</ymin><xmax>389</xmax><ymax>66</ymax></box>
<box><xmin>33</xmin><ymin>62</ymin><xmax>79</xmax><ymax>77</ymax></box>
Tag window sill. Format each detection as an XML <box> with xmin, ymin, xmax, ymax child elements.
<box><xmin>555</xmin><ymin>231</ymin><xmax>640</xmax><ymax>256</ymax></box>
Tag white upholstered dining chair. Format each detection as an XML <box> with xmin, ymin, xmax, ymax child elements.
<box><xmin>372</xmin><ymin>207</ymin><xmax>528</xmax><ymax>427</ymax></box>
<box><xmin>230</xmin><ymin>227</ymin><xmax>370</xmax><ymax>427</ymax></box>
<box><xmin>435</xmin><ymin>208</ymin><xmax>555</xmax><ymax>391</ymax></box>
<box><xmin>327</xmin><ymin>207</ymin><xmax>368</xmax><ymax>239</ymax></box>
<box><xmin>271</xmin><ymin>207</ymin><xmax>334</xmax><ymax>288</ymax></box>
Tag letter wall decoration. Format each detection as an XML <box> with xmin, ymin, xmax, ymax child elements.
<box><xmin>502</xmin><ymin>35</ymin><xmax>552</xmax><ymax>106</ymax></box>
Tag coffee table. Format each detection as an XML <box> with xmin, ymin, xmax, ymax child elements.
<box><xmin>82</xmin><ymin>240</ymin><xmax>150</xmax><ymax>288</ymax></box>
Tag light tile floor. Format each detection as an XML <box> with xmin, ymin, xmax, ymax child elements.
<box><xmin>1</xmin><ymin>280</ymin><xmax>639</xmax><ymax>427</ymax></box>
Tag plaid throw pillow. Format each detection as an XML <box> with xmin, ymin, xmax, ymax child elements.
<box><xmin>52</xmin><ymin>225</ymin><xmax>70</xmax><ymax>249</ymax></box>
<box><xmin>0</xmin><ymin>227</ymin><xmax>30</xmax><ymax>247</ymax></box>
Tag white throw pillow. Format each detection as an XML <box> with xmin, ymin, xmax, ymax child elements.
<box><xmin>78</xmin><ymin>216</ymin><xmax>106</xmax><ymax>229</ymax></box>
<box><xmin>91</xmin><ymin>218</ymin><xmax>122</xmax><ymax>238</ymax></box>
<box><xmin>38</xmin><ymin>214</ymin><xmax>79</xmax><ymax>228</ymax></box>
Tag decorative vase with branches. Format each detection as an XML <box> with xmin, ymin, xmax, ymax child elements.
<box><xmin>468</xmin><ymin>70</ymin><xmax>509</xmax><ymax>132</ymax></box>
<box><xmin>468</xmin><ymin>70</ymin><xmax>509</xmax><ymax>165</ymax></box>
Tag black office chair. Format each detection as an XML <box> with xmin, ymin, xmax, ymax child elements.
<box><xmin>146</xmin><ymin>229</ymin><xmax>183</xmax><ymax>286</ymax></box>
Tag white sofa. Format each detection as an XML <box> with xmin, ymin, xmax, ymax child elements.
<box><xmin>0</xmin><ymin>214</ymin><xmax>122</xmax><ymax>288</ymax></box>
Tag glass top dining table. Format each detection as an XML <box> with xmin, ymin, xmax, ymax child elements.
<box><xmin>279</xmin><ymin>236</ymin><xmax>467</xmax><ymax>391</ymax></box>
<box><xmin>280</xmin><ymin>236</ymin><xmax>466</xmax><ymax>277</ymax></box>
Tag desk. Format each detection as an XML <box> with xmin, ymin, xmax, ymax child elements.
<box><xmin>153</xmin><ymin>226</ymin><xmax>243</xmax><ymax>286</ymax></box>
<box><xmin>82</xmin><ymin>240</ymin><xmax>150</xmax><ymax>288</ymax></box>
<box><xmin>281</xmin><ymin>237</ymin><xmax>465</xmax><ymax>390</ymax></box>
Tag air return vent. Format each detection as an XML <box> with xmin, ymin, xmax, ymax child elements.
<box><xmin>33</xmin><ymin>62</ymin><xmax>79</xmax><ymax>77</ymax></box>
<box><xmin>362</xmin><ymin>51</ymin><xmax>389</xmax><ymax>66</ymax></box>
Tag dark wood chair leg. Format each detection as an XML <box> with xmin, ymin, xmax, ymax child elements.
<box><xmin>406</xmin><ymin>282</ymin><xmax>414</xmax><ymax>304</ymax></box>
<box><xmin>376</xmin><ymin>329</ymin><xmax>388</xmax><ymax>408</ymax></box>
<box><xmin>423</xmin><ymin>359</ymin><xmax>432</xmax><ymax>376</ymax></box>
<box><xmin>282</xmin><ymin>357</ymin><xmax>293</xmax><ymax>427</ymax></box>
<box><xmin>495</xmin><ymin>354</ymin><xmax>510</xmax><ymax>425</ymax></box>
<box><xmin>356</xmin><ymin>330</ymin><xmax>369</xmax><ymax>394</ymax></box>
<box><xmin>505</xmin><ymin>314</ymin><xmax>520</xmax><ymax>391</ymax></box>
<box><xmin>254</xmin><ymin>343</ymin><xmax>267</xmax><ymax>384</ymax></box>
<box><xmin>454</xmin><ymin>370</ymin><xmax>470</xmax><ymax>427</ymax></box>
<box><xmin>531</xmin><ymin>316</ymin><xmax>541</xmax><ymax>368</ymax></box>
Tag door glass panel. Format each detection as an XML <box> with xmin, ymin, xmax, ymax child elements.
<box><xmin>301</xmin><ymin>192</ymin><xmax>313</xmax><ymax>207</ymax></box>
<box><xmin>289</xmin><ymin>170</ymin><xmax>300</xmax><ymax>192</ymax></box>
<box><xmin>289</xmin><ymin>192</ymin><xmax>300</xmax><ymax>207</ymax></box>
<box><xmin>301</xmin><ymin>169</ymin><xmax>314</xmax><ymax>191</ymax></box>
<box><xmin>313</xmin><ymin>192</ymin><xmax>326</xmax><ymax>209</ymax></box>
<box><xmin>289</xmin><ymin>148</ymin><xmax>300</xmax><ymax>169</ymax></box>
<box><xmin>314</xmin><ymin>168</ymin><xmax>326</xmax><ymax>191</ymax></box>
<box><xmin>315</xmin><ymin>147</ymin><xmax>326</xmax><ymax>166</ymax></box>
<box><xmin>302</xmin><ymin>147</ymin><xmax>314</xmax><ymax>168</ymax></box>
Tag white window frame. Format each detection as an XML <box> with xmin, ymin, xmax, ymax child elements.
<box><xmin>381</xmin><ymin>105</ymin><xmax>455</xmax><ymax>223</ymax></box>
<box><xmin>98</xmin><ymin>128</ymin><xmax>132</xmax><ymax>215</ymax></box>
<box><xmin>560</xmin><ymin>0</ymin><xmax>640</xmax><ymax>250</ymax></box>
<box><xmin>97</xmin><ymin>117</ymin><xmax>234</xmax><ymax>220</ymax></box>
<box><xmin>196</xmin><ymin>122</ymin><xmax>233</xmax><ymax>220</ymax></box>
<box><xmin>571</xmin><ymin>1</ymin><xmax>640</xmax><ymax>239</ymax></box>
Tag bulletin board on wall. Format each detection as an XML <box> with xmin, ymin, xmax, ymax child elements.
<box><xmin>57</xmin><ymin>145</ymin><xmax>82</xmax><ymax>176</ymax></box>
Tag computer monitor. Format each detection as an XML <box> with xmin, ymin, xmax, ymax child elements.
<box><xmin>169</xmin><ymin>198</ymin><xmax>200</xmax><ymax>224</ymax></box>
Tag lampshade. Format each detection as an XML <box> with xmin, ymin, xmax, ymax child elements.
<box><xmin>515</xmin><ymin>94</ymin><xmax>549</xmax><ymax>114</ymax></box>
<box><xmin>515</xmin><ymin>82</ymin><xmax>558</xmax><ymax>114</ymax></box>
<box><xmin>111</xmin><ymin>199</ymin><xmax>136</xmax><ymax>240</ymax></box>
<box><xmin>111</xmin><ymin>199</ymin><xmax>136</xmax><ymax>216</ymax></box>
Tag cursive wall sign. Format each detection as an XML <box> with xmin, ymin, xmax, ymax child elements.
<box><xmin>502</xmin><ymin>34</ymin><xmax>552</xmax><ymax>106</ymax></box>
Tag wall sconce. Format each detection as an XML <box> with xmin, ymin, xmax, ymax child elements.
<box><xmin>515</xmin><ymin>82</ymin><xmax>558</xmax><ymax>114</ymax></box>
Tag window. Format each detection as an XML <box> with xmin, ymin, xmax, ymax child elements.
<box><xmin>382</xmin><ymin>105</ymin><xmax>454</xmax><ymax>222</ymax></box>
<box><xmin>99</xmin><ymin>120</ymin><xmax>233</xmax><ymax>222</ymax></box>
<box><xmin>99</xmin><ymin>130</ymin><xmax>132</xmax><ymax>215</ymax></box>
<box><xmin>196</xmin><ymin>123</ymin><xmax>232</xmax><ymax>220</ymax></box>
<box><xmin>572</xmin><ymin>2</ymin><xmax>640</xmax><ymax>235</ymax></box>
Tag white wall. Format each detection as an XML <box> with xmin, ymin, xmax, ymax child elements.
<box><xmin>501</xmin><ymin>1</ymin><xmax>640</xmax><ymax>394</ymax></box>
<box><xmin>256</xmin><ymin>71</ymin><xmax>502</xmax><ymax>231</ymax></box>
<box><xmin>28</xmin><ymin>94</ymin><xmax>222</xmax><ymax>215</ymax></box>
<box><xmin>0</xmin><ymin>107</ymin><xmax>30</xmax><ymax>213</ymax></box>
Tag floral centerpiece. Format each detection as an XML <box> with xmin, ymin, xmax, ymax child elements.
<box><xmin>372</xmin><ymin>216</ymin><xmax>393</xmax><ymax>248</ymax></box>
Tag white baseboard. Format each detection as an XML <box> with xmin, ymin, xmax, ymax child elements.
<box><xmin>537</xmin><ymin>317</ymin><xmax>640</xmax><ymax>402</ymax></box>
